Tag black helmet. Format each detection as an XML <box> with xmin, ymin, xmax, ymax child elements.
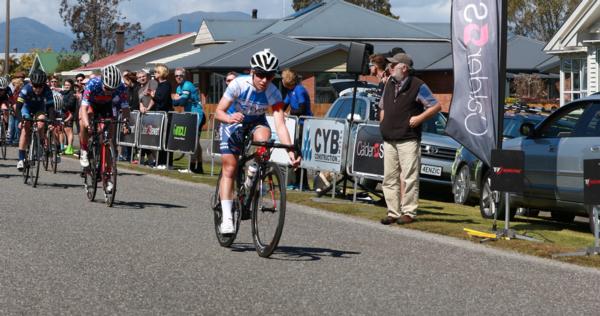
<box><xmin>30</xmin><ymin>70</ymin><xmax>47</xmax><ymax>85</ymax></box>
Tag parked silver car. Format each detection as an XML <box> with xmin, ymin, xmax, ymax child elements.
<box><xmin>475</xmin><ymin>95</ymin><xmax>600</xmax><ymax>232</ymax></box>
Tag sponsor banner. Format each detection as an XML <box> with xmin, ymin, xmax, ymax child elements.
<box><xmin>117</xmin><ymin>110</ymin><xmax>139</xmax><ymax>147</ymax></box>
<box><xmin>265</xmin><ymin>115</ymin><xmax>298</xmax><ymax>166</ymax></box>
<box><xmin>166</xmin><ymin>112</ymin><xmax>198</xmax><ymax>153</ymax></box>
<box><xmin>584</xmin><ymin>159</ymin><xmax>600</xmax><ymax>205</ymax></box>
<box><xmin>446</xmin><ymin>0</ymin><xmax>501</xmax><ymax>167</ymax></box>
<box><xmin>490</xmin><ymin>149</ymin><xmax>524</xmax><ymax>193</ymax></box>
<box><xmin>301</xmin><ymin>118</ymin><xmax>347</xmax><ymax>173</ymax></box>
<box><xmin>351</xmin><ymin>123</ymin><xmax>384</xmax><ymax>179</ymax></box>
<box><xmin>209</xmin><ymin>113</ymin><xmax>221</xmax><ymax>156</ymax></box>
<box><xmin>138</xmin><ymin>112</ymin><xmax>166</xmax><ymax>150</ymax></box>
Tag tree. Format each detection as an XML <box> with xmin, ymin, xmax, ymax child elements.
<box><xmin>513</xmin><ymin>74</ymin><xmax>547</xmax><ymax>99</ymax></box>
<box><xmin>59</xmin><ymin>0</ymin><xmax>144</xmax><ymax>60</ymax></box>
<box><xmin>508</xmin><ymin>0</ymin><xmax>581</xmax><ymax>42</ymax></box>
<box><xmin>55</xmin><ymin>54</ymin><xmax>83</xmax><ymax>74</ymax></box>
<box><xmin>292</xmin><ymin>0</ymin><xmax>398</xmax><ymax>19</ymax></box>
<box><xmin>11</xmin><ymin>48</ymin><xmax>53</xmax><ymax>76</ymax></box>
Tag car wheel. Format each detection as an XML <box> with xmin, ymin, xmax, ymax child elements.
<box><xmin>479</xmin><ymin>171</ymin><xmax>516</xmax><ymax>220</ymax></box>
<box><xmin>550</xmin><ymin>211</ymin><xmax>575</xmax><ymax>223</ymax></box>
<box><xmin>453</xmin><ymin>165</ymin><xmax>472</xmax><ymax>205</ymax></box>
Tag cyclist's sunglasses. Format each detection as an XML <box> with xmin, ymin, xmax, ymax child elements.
<box><xmin>254</xmin><ymin>72</ymin><xmax>276</xmax><ymax>80</ymax></box>
<box><xmin>32</xmin><ymin>83</ymin><xmax>44</xmax><ymax>89</ymax></box>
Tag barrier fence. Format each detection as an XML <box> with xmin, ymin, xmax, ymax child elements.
<box><xmin>116</xmin><ymin>112</ymin><xmax>387</xmax><ymax>200</ymax></box>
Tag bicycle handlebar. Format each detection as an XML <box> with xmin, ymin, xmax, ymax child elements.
<box><xmin>250</xmin><ymin>140</ymin><xmax>299</xmax><ymax>153</ymax></box>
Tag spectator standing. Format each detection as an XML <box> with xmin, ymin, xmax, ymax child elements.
<box><xmin>49</xmin><ymin>76</ymin><xmax>62</xmax><ymax>92</ymax></box>
<box><xmin>225</xmin><ymin>71</ymin><xmax>238</xmax><ymax>85</ymax></box>
<box><xmin>119</xmin><ymin>71</ymin><xmax>140</xmax><ymax>161</ymax></box>
<box><xmin>379</xmin><ymin>53</ymin><xmax>441</xmax><ymax>225</ymax></box>
<box><xmin>61</xmin><ymin>79</ymin><xmax>77</xmax><ymax>155</ymax></box>
<box><xmin>137</xmin><ymin>69</ymin><xmax>158</xmax><ymax>165</ymax></box>
<box><xmin>7</xmin><ymin>77</ymin><xmax>24</xmax><ymax>145</ymax></box>
<box><xmin>172</xmin><ymin>67</ymin><xmax>205</xmax><ymax>173</ymax></box>
<box><xmin>281</xmin><ymin>68</ymin><xmax>312</xmax><ymax>190</ymax></box>
<box><xmin>150</xmin><ymin>64</ymin><xmax>173</xmax><ymax>169</ymax></box>
<box><xmin>73</xmin><ymin>73</ymin><xmax>86</xmax><ymax>133</ymax></box>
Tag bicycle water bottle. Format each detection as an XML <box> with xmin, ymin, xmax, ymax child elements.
<box><xmin>244</xmin><ymin>163</ymin><xmax>258</xmax><ymax>190</ymax></box>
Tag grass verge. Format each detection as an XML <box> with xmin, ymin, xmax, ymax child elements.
<box><xmin>117</xmin><ymin>159</ymin><xmax>600</xmax><ymax>269</ymax></box>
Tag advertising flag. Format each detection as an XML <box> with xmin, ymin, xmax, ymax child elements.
<box><xmin>446</xmin><ymin>0</ymin><xmax>501</xmax><ymax>167</ymax></box>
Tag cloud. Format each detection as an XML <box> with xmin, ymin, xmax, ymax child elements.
<box><xmin>391</xmin><ymin>0</ymin><xmax>451</xmax><ymax>23</ymax></box>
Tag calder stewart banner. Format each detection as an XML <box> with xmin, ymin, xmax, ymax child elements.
<box><xmin>446</xmin><ymin>0</ymin><xmax>501</xmax><ymax>167</ymax></box>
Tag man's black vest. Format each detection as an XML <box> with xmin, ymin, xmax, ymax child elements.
<box><xmin>380</xmin><ymin>76</ymin><xmax>424</xmax><ymax>141</ymax></box>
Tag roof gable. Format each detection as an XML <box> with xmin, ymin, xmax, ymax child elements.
<box><xmin>36</xmin><ymin>52</ymin><xmax>60</xmax><ymax>73</ymax></box>
<box><xmin>544</xmin><ymin>0</ymin><xmax>600</xmax><ymax>53</ymax></box>
<box><xmin>193</xmin><ymin>19</ymin><xmax>276</xmax><ymax>46</ymax></box>
<box><xmin>261</xmin><ymin>0</ymin><xmax>445</xmax><ymax>40</ymax></box>
<box><xmin>78</xmin><ymin>32</ymin><xmax>195</xmax><ymax>70</ymax></box>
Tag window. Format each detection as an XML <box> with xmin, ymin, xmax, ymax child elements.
<box><xmin>315</xmin><ymin>72</ymin><xmax>355</xmax><ymax>104</ymax></box>
<box><xmin>538</xmin><ymin>105</ymin><xmax>584</xmax><ymax>138</ymax></box>
<box><xmin>328</xmin><ymin>98</ymin><xmax>367</xmax><ymax>120</ymax></box>
<box><xmin>422</xmin><ymin>113</ymin><xmax>447</xmax><ymax>135</ymax></box>
<box><xmin>573</xmin><ymin>103</ymin><xmax>600</xmax><ymax>137</ymax></box>
<box><xmin>562</xmin><ymin>57</ymin><xmax>587</xmax><ymax>103</ymax></box>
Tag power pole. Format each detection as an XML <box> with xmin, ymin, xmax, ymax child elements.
<box><xmin>4</xmin><ymin>0</ymin><xmax>10</xmax><ymax>75</ymax></box>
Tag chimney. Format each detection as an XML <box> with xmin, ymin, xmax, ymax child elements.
<box><xmin>115</xmin><ymin>25</ymin><xmax>125</xmax><ymax>53</ymax></box>
<box><xmin>252</xmin><ymin>9</ymin><xmax>258</xmax><ymax>19</ymax></box>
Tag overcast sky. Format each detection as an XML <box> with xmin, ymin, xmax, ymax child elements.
<box><xmin>0</xmin><ymin>0</ymin><xmax>451</xmax><ymax>34</ymax></box>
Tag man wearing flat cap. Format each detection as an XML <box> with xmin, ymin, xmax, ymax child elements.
<box><xmin>378</xmin><ymin>52</ymin><xmax>441</xmax><ymax>225</ymax></box>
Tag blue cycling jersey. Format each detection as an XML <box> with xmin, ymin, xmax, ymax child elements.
<box><xmin>18</xmin><ymin>84</ymin><xmax>54</xmax><ymax>118</ymax></box>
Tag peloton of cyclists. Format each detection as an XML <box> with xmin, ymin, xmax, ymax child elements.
<box><xmin>214</xmin><ymin>49</ymin><xmax>300</xmax><ymax>234</ymax></box>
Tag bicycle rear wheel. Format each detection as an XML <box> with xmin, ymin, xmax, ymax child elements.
<box><xmin>212</xmin><ymin>172</ymin><xmax>241</xmax><ymax>247</ymax></box>
<box><xmin>251</xmin><ymin>162</ymin><xmax>286</xmax><ymax>258</ymax></box>
<box><xmin>43</xmin><ymin>131</ymin><xmax>51</xmax><ymax>171</ymax></box>
<box><xmin>0</xmin><ymin>120</ymin><xmax>6</xmax><ymax>160</ymax></box>
<box><xmin>84</xmin><ymin>142</ymin><xmax>99</xmax><ymax>201</ymax></box>
<box><xmin>103</xmin><ymin>142</ymin><xmax>118</xmax><ymax>207</ymax></box>
<box><xmin>32</xmin><ymin>132</ymin><xmax>42</xmax><ymax>188</ymax></box>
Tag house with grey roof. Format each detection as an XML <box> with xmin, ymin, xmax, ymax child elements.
<box><xmin>152</xmin><ymin>0</ymin><xmax>558</xmax><ymax>112</ymax></box>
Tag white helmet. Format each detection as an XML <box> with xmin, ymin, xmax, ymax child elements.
<box><xmin>250</xmin><ymin>49</ymin><xmax>279</xmax><ymax>73</ymax></box>
<box><xmin>52</xmin><ymin>91</ymin><xmax>64</xmax><ymax>111</ymax></box>
<box><xmin>0</xmin><ymin>76</ymin><xmax>8</xmax><ymax>89</ymax></box>
<box><xmin>102</xmin><ymin>64</ymin><xmax>122</xmax><ymax>89</ymax></box>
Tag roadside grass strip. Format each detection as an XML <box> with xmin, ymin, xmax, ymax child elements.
<box><xmin>116</xmin><ymin>159</ymin><xmax>600</xmax><ymax>269</ymax></box>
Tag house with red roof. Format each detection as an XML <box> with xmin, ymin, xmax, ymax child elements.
<box><xmin>61</xmin><ymin>32</ymin><xmax>196</xmax><ymax>76</ymax></box>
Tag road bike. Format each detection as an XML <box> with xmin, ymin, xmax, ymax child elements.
<box><xmin>0</xmin><ymin>106</ymin><xmax>12</xmax><ymax>159</ymax></box>
<box><xmin>83</xmin><ymin>117</ymin><xmax>128</xmax><ymax>207</ymax></box>
<box><xmin>44</xmin><ymin>117</ymin><xmax>63</xmax><ymax>174</ymax></box>
<box><xmin>22</xmin><ymin>117</ymin><xmax>48</xmax><ymax>188</ymax></box>
<box><xmin>211</xmin><ymin>126</ymin><xmax>297</xmax><ymax>258</ymax></box>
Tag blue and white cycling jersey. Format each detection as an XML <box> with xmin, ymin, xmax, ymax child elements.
<box><xmin>219</xmin><ymin>75</ymin><xmax>283</xmax><ymax>155</ymax></box>
<box><xmin>223</xmin><ymin>75</ymin><xmax>283</xmax><ymax>124</ymax></box>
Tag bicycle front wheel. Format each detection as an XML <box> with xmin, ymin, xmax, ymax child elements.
<box><xmin>251</xmin><ymin>162</ymin><xmax>286</xmax><ymax>258</ymax></box>
<box><xmin>103</xmin><ymin>142</ymin><xmax>118</xmax><ymax>207</ymax></box>
<box><xmin>0</xmin><ymin>120</ymin><xmax>6</xmax><ymax>160</ymax></box>
<box><xmin>84</xmin><ymin>142</ymin><xmax>99</xmax><ymax>202</ymax></box>
<box><xmin>32</xmin><ymin>132</ymin><xmax>42</xmax><ymax>188</ymax></box>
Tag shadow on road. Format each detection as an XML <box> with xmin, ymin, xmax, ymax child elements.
<box><xmin>112</xmin><ymin>201</ymin><xmax>186</xmax><ymax>210</ymax></box>
<box><xmin>0</xmin><ymin>173</ymin><xmax>21</xmax><ymax>178</ymax></box>
<box><xmin>36</xmin><ymin>182</ymin><xmax>84</xmax><ymax>189</ymax></box>
<box><xmin>230</xmin><ymin>243</ymin><xmax>360</xmax><ymax>261</ymax></box>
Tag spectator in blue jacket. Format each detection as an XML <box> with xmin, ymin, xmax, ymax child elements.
<box><xmin>173</xmin><ymin>67</ymin><xmax>205</xmax><ymax>173</ymax></box>
<box><xmin>282</xmin><ymin>69</ymin><xmax>312</xmax><ymax>190</ymax></box>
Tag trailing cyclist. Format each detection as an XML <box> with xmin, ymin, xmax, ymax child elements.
<box><xmin>16</xmin><ymin>70</ymin><xmax>55</xmax><ymax>171</ymax></box>
<box><xmin>215</xmin><ymin>49</ymin><xmax>300</xmax><ymax>234</ymax></box>
<box><xmin>0</xmin><ymin>76</ymin><xmax>12</xmax><ymax>134</ymax></box>
<box><xmin>78</xmin><ymin>65</ymin><xmax>130</xmax><ymax>178</ymax></box>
